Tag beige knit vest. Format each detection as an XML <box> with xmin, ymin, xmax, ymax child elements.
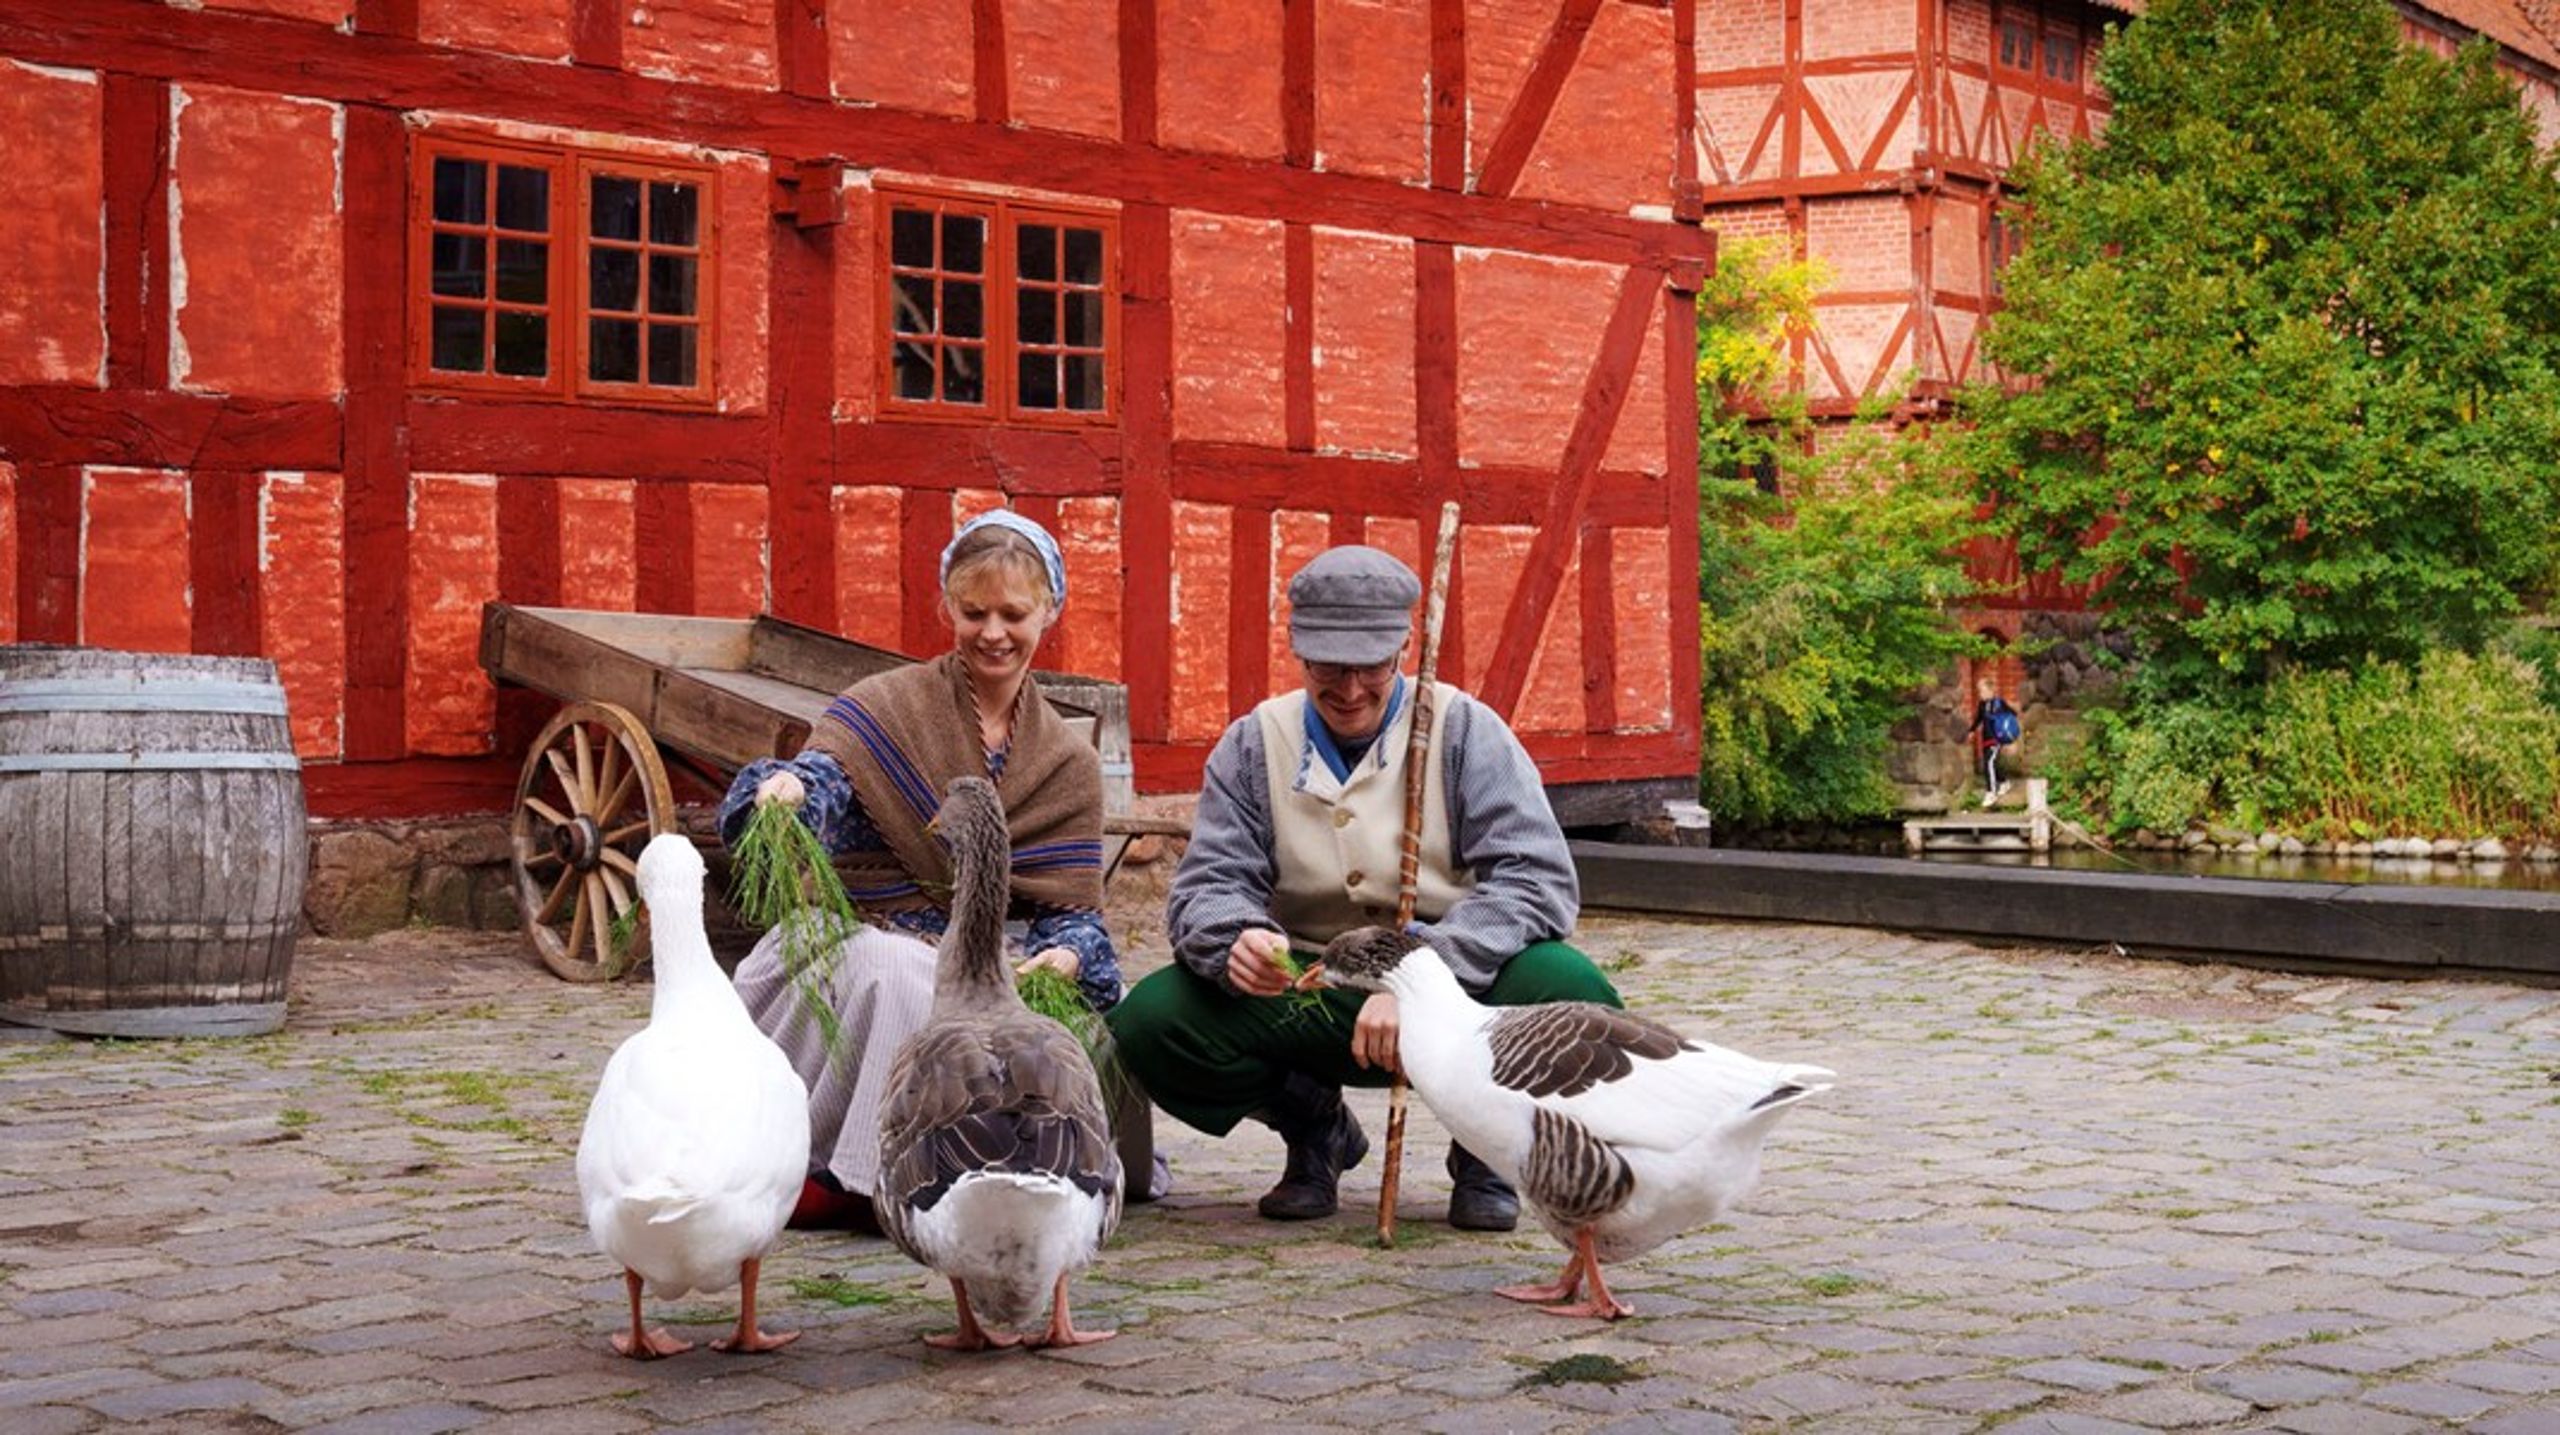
<box><xmin>1256</xmin><ymin>683</ymin><xmax>1473</xmax><ymax>950</ymax></box>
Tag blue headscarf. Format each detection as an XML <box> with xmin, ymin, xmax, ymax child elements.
<box><xmin>939</xmin><ymin>510</ymin><xmax>1068</xmax><ymax>616</ymax></box>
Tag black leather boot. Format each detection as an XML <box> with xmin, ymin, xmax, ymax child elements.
<box><xmin>1253</xmin><ymin>1073</ymin><xmax>1369</xmax><ymax>1220</ymax></box>
<box><xmin>1446</xmin><ymin>1145</ymin><xmax>1519</xmax><ymax>1232</ymax></box>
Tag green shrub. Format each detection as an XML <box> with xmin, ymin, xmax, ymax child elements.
<box><xmin>2066</xmin><ymin>647</ymin><xmax>2560</xmax><ymax>840</ymax></box>
<box><xmin>1697</xmin><ymin>432</ymin><xmax>1990</xmax><ymax>827</ymax></box>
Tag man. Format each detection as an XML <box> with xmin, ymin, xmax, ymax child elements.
<box><xmin>1108</xmin><ymin>545</ymin><xmax>1622</xmax><ymax>1230</ymax></box>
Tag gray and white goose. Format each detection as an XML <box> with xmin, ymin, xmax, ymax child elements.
<box><xmin>1315</xmin><ymin>926</ymin><xmax>1833</xmax><ymax>1320</ymax></box>
<box><xmin>875</xmin><ymin>775</ymin><xmax>1123</xmax><ymax>1350</ymax></box>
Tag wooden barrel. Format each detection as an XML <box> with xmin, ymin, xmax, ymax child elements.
<box><xmin>0</xmin><ymin>646</ymin><xmax>308</xmax><ymax>1037</ymax></box>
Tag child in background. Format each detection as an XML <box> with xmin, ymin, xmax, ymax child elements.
<box><xmin>1965</xmin><ymin>676</ymin><xmax>2021</xmax><ymax>807</ymax></box>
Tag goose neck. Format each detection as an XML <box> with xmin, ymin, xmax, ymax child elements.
<box><xmin>641</xmin><ymin>893</ymin><xmax>722</xmax><ymax>1019</ymax></box>
<box><xmin>936</xmin><ymin>815</ymin><xmax>1013</xmax><ymax>999</ymax></box>
<box><xmin>1384</xmin><ymin>944</ymin><xmax>1475</xmax><ymax>1014</ymax></box>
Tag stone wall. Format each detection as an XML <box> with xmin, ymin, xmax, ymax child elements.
<box><xmin>303</xmin><ymin>817</ymin><xmax>522</xmax><ymax>938</ymax></box>
<box><xmin>1888</xmin><ymin>609</ymin><xmax>2131</xmax><ymax>813</ymax></box>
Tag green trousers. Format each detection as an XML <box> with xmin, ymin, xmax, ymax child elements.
<box><xmin>1105</xmin><ymin>940</ymin><xmax>1622</xmax><ymax>1136</ymax></box>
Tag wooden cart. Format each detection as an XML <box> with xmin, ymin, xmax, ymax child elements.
<box><xmin>476</xmin><ymin>602</ymin><xmax>1136</xmax><ymax>984</ymax></box>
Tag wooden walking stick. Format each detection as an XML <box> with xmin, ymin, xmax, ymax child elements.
<box><xmin>1377</xmin><ymin>500</ymin><xmax>1461</xmax><ymax>1248</ymax></box>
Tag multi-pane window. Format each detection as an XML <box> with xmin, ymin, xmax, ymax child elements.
<box><xmin>1995</xmin><ymin>6</ymin><xmax>2088</xmax><ymax>90</ymax></box>
<box><xmin>881</xmin><ymin>189</ymin><xmax>1117</xmax><ymax>424</ymax></box>
<box><xmin>582</xmin><ymin>163</ymin><xmax>706</xmax><ymax>395</ymax></box>
<box><xmin>2042</xmin><ymin>34</ymin><xmax>2080</xmax><ymax>83</ymax></box>
<box><xmin>1997</xmin><ymin>18</ymin><xmax>2035</xmax><ymax>70</ymax></box>
<box><xmin>425</xmin><ymin>151</ymin><xmax>555</xmax><ymax>381</ymax></box>
<box><xmin>412</xmin><ymin>136</ymin><xmax>713</xmax><ymax>403</ymax></box>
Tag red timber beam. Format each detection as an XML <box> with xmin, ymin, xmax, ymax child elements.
<box><xmin>404</xmin><ymin>401</ymin><xmax>766</xmax><ymax>483</ymax></box>
<box><xmin>1120</xmin><ymin>0</ymin><xmax>1158</xmax><ymax>145</ymax></box>
<box><xmin>0</xmin><ymin>389</ymin><xmax>339</xmax><ymax>471</ymax></box>
<box><xmin>1664</xmin><ymin>260</ymin><xmax>1704</xmax><ymax>760</ymax></box>
<box><xmin>1115</xmin><ymin>10</ymin><xmax>1169</xmax><ymax>742</ymax></box>
<box><xmin>1414</xmin><ymin>242</ymin><xmax>1464</xmax><ymax>686</ymax></box>
<box><xmin>1477</xmin><ymin>267</ymin><xmax>1663</xmax><ymax>721</ymax></box>
<box><xmin>1431</xmin><ymin>0</ymin><xmax>1468</xmax><ymax>191</ymax></box>
<box><xmin>570</xmin><ymin>0</ymin><xmax>621</xmax><ymax>69</ymax></box>
<box><xmin>1673</xmin><ymin>0</ymin><xmax>1701</xmax><ymax>220</ymax></box>
<box><xmin>1163</xmin><ymin>446</ymin><xmax>1675</xmax><ymax>529</ymax></box>
<box><xmin>1284</xmin><ymin>223</ymin><xmax>1316</xmax><ymax>452</ymax></box>
<box><xmin>972</xmin><ymin>0</ymin><xmax>1009</xmax><ymax>125</ymax></box>
<box><xmin>1782</xmin><ymin>0</ymin><xmax>1805</xmax><ymax>179</ymax></box>
<box><xmin>0</xmin><ymin>0</ymin><xmax>1709</xmax><ymax>273</ymax></box>
<box><xmin>190</xmin><ymin>468</ymin><xmax>260</xmax><ymax>656</ymax></box>
<box><xmin>100</xmin><ymin>74</ymin><xmax>168</xmax><ymax>389</ymax></box>
<box><xmin>768</xmin><ymin>227</ymin><xmax>839</xmax><ymax>629</ymax></box>
<box><xmin>1474</xmin><ymin>0</ymin><xmax>1604</xmax><ymax>199</ymax></box>
<box><xmin>13</xmin><ymin>464</ymin><xmax>78</xmax><ymax>644</ymax></box>
<box><xmin>778</xmin><ymin>0</ymin><xmax>827</xmax><ymax>101</ymax></box>
<box><xmin>341</xmin><ymin>102</ymin><xmax>411</xmax><ymax>761</ymax></box>
<box><xmin>1120</xmin><ymin>202</ymin><xmax>1177</xmax><ymax>753</ymax></box>
<box><xmin>353</xmin><ymin>0</ymin><xmax>416</xmax><ymax>40</ymax></box>
<box><xmin>1283</xmin><ymin>0</ymin><xmax>1316</xmax><ymax>168</ymax></box>
<box><xmin>767</xmin><ymin>0</ymin><xmax>840</xmax><ymax>646</ymax></box>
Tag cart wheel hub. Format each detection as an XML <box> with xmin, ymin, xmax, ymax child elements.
<box><xmin>553</xmin><ymin>816</ymin><xmax>603</xmax><ymax>871</ymax></box>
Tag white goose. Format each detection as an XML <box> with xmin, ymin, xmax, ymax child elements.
<box><xmin>876</xmin><ymin>776</ymin><xmax>1122</xmax><ymax>1350</ymax></box>
<box><xmin>575</xmin><ymin>833</ymin><xmax>811</xmax><ymax>1358</ymax></box>
<box><xmin>1315</xmin><ymin>926</ymin><xmax>1833</xmax><ymax>1320</ymax></box>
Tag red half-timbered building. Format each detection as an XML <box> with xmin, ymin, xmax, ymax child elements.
<box><xmin>0</xmin><ymin>0</ymin><xmax>1715</xmax><ymax>822</ymax></box>
<box><xmin>1694</xmin><ymin>0</ymin><xmax>2560</xmax><ymax>681</ymax></box>
<box><xmin>1696</xmin><ymin>0</ymin><xmax>2558</xmax><ymax>432</ymax></box>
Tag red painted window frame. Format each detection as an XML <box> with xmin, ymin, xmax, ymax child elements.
<box><xmin>875</xmin><ymin>186</ymin><xmax>1120</xmax><ymax>428</ymax></box>
<box><xmin>574</xmin><ymin>154</ymin><xmax>716</xmax><ymax>407</ymax></box>
<box><xmin>1992</xmin><ymin>3</ymin><xmax>2095</xmax><ymax>96</ymax></box>
<box><xmin>408</xmin><ymin>133</ymin><xmax>717</xmax><ymax>407</ymax></box>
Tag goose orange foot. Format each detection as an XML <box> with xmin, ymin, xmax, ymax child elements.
<box><xmin>611</xmin><ymin>1270</ymin><xmax>695</xmax><ymax>1359</ymax></box>
<box><xmin>1028</xmin><ymin>1274</ymin><xmax>1115</xmax><ymax>1349</ymax></box>
<box><xmin>1534</xmin><ymin>1231</ymin><xmax>1633</xmax><ymax>1320</ymax></box>
<box><xmin>710</xmin><ymin>1258</ymin><xmax>801</xmax><ymax>1354</ymax></box>
<box><xmin>1495</xmin><ymin>1245</ymin><xmax>1589</xmax><ymax>1306</ymax></box>
<box><xmin>924</xmin><ymin>1278</ymin><xmax>1023</xmax><ymax>1351</ymax></box>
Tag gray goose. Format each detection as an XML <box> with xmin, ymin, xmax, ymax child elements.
<box><xmin>1315</xmin><ymin>926</ymin><xmax>1833</xmax><ymax>1320</ymax></box>
<box><xmin>875</xmin><ymin>775</ymin><xmax>1123</xmax><ymax>1349</ymax></box>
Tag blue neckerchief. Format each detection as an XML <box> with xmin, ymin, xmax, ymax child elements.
<box><xmin>1304</xmin><ymin>677</ymin><xmax>1407</xmax><ymax>783</ymax></box>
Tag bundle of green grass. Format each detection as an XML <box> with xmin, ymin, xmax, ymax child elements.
<box><xmin>728</xmin><ymin>797</ymin><xmax>1116</xmax><ymax>1067</ymax></box>
<box><xmin>728</xmin><ymin>798</ymin><xmax>864</xmax><ymax>1051</ymax></box>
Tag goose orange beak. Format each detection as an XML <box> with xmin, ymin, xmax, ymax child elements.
<box><xmin>1289</xmin><ymin>962</ymin><xmax>1327</xmax><ymax>993</ymax></box>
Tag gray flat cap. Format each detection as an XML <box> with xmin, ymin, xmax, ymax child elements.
<box><xmin>1287</xmin><ymin>545</ymin><xmax>1420</xmax><ymax>667</ymax></box>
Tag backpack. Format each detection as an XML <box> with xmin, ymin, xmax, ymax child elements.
<box><xmin>1988</xmin><ymin>703</ymin><xmax>2021</xmax><ymax>745</ymax></box>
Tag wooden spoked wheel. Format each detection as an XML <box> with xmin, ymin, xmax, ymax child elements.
<box><xmin>510</xmin><ymin>701</ymin><xmax>677</xmax><ymax>982</ymax></box>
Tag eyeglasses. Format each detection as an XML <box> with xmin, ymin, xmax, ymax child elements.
<box><xmin>1304</xmin><ymin>657</ymin><xmax>1400</xmax><ymax>687</ymax></box>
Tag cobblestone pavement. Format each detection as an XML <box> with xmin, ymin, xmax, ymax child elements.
<box><xmin>7</xmin><ymin>912</ymin><xmax>2560</xmax><ymax>1434</ymax></box>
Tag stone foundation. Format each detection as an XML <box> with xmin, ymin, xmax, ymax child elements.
<box><xmin>303</xmin><ymin>816</ymin><xmax>523</xmax><ymax>938</ymax></box>
<box><xmin>1890</xmin><ymin>609</ymin><xmax>2131</xmax><ymax>814</ymax></box>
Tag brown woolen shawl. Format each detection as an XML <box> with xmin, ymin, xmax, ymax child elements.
<box><xmin>804</xmin><ymin>651</ymin><xmax>1105</xmax><ymax>916</ymax></box>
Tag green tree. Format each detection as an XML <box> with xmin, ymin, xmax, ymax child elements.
<box><xmin>1960</xmin><ymin>0</ymin><xmax>2560</xmax><ymax>690</ymax></box>
<box><xmin>1696</xmin><ymin>240</ymin><xmax>1989</xmax><ymax>826</ymax></box>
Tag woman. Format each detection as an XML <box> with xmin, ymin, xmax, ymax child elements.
<box><xmin>718</xmin><ymin>511</ymin><xmax>1120</xmax><ymax>1231</ymax></box>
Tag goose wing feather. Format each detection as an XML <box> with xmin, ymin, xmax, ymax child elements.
<box><xmin>1483</xmin><ymin>1003</ymin><xmax>1826</xmax><ymax>1155</ymax></box>
<box><xmin>876</xmin><ymin>1012</ymin><xmax>1123</xmax><ymax>1265</ymax></box>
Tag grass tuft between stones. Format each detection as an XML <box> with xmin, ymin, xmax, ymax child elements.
<box><xmin>1518</xmin><ymin>1353</ymin><xmax>1645</xmax><ymax>1388</ymax></box>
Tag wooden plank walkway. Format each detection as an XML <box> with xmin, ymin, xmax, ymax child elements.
<box><xmin>1906</xmin><ymin>779</ymin><xmax>2053</xmax><ymax>853</ymax></box>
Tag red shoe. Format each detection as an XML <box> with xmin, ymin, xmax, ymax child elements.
<box><xmin>787</xmin><ymin>1174</ymin><xmax>883</xmax><ymax>1234</ymax></box>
